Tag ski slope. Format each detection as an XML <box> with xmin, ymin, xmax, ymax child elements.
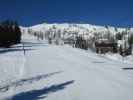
<box><xmin>0</xmin><ymin>34</ymin><xmax>133</xmax><ymax>100</ymax></box>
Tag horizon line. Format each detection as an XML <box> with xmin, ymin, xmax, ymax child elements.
<box><xmin>21</xmin><ymin>22</ymin><xmax>133</xmax><ymax>28</ymax></box>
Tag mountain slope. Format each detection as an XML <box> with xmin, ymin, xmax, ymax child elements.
<box><xmin>21</xmin><ymin>23</ymin><xmax>133</xmax><ymax>36</ymax></box>
<box><xmin>0</xmin><ymin>34</ymin><xmax>133</xmax><ymax>100</ymax></box>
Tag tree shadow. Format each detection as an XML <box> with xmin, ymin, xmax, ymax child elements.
<box><xmin>7</xmin><ymin>80</ymin><xmax>74</xmax><ymax>100</ymax></box>
<box><xmin>12</xmin><ymin>45</ymin><xmax>33</xmax><ymax>48</ymax></box>
<box><xmin>0</xmin><ymin>41</ymin><xmax>48</xmax><ymax>54</ymax></box>
<box><xmin>22</xmin><ymin>42</ymin><xmax>48</xmax><ymax>47</ymax></box>
<box><xmin>92</xmin><ymin>61</ymin><xmax>105</xmax><ymax>63</ymax></box>
<box><xmin>122</xmin><ymin>68</ymin><xmax>133</xmax><ymax>70</ymax></box>
<box><xmin>0</xmin><ymin>71</ymin><xmax>63</xmax><ymax>92</ymax></box>
<box><xmin>0</xmin><ymin>48</ymin><xmax>35</xmax><ymax>54</ymax></box>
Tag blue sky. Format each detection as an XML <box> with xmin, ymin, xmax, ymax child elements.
<box><xmin>0</xmin><ymin>0</ymin><xmax>133</xmax><ymax>27</ymax></box>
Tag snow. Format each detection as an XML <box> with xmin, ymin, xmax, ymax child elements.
<box><xmin>23</xmin><ymin>23</ymin><xmax>133</xmax><ymax>36</ymax></box>
<box><xmin>0</xmin><ymin>33</ymin><xmax>133</xmax><ymax>100</ymax></box>
<box><xmin>103</xmin><ymin>53</ymin><xmax>133</xmax><ymax>64</ymax></box>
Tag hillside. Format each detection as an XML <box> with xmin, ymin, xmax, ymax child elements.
<box><xmin>21</xmin><ymin>23</ymin><xmax>133</xmax><ymax>37</ymax></box>
<box><xmin>0</xmin><ymin>33</ymin><xmax>133</xmax><ymax>100</ymax></box>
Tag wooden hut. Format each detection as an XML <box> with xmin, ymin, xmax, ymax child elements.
<box><xmin>95</xmin><ymin>39</ymin><xmax>117</xmax><ymax>54</ymax></box>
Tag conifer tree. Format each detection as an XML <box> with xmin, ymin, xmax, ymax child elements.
<box><xmin>0</xmin><ymin>20</ymin><xmax>21</xmax><ymax>47</ymax></box>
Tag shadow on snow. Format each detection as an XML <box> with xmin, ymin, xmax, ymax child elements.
<box><xmin>0</xmin><ymin>41</ymin><xmax>48</xmax><ymax>54</ymax></box>
<box><xmin>7</xmin><ymin>80</ymin><xmax>74</xmax><ymax>100</ymax></box>
<box><xmin>92</xmin><ymin>61</ymin><xmax>105</xmax><ymax>64</ymax></box>
<box><xmin>0</xmin><ymin>48</ymin><xmax>35</xmax><ymax>54</ymax></box>
<box><xmin>21</xmin><ymin>42</ymin><xmax>48</xmax><ymax>47</ymax></box>
<box><xmin>122</xmin><ymin>68</ymin><xmax>133</xmax><ymax>70</ymax></box>
<box><xmin>0</xmin><ymin>71</ymin><xmax>63</xmax><ymax>92</ymax></box>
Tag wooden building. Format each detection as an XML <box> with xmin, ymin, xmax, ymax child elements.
<box><xmin>95</xmin><ymin>39</ymin><xmax>117</xmax><ymax>54</ymax></box>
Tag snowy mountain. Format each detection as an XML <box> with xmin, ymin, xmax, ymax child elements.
<box><xmin>21</xmin><ymin>23</ymin><xmax>133</xmax><ymax>37</ymax></box>
<box><xmin>20</xmin><ymin>23</ymin><xmax>133</xmax><ymax>53</ymax></box>
<box><xmin>0</xmin><ymin>23</ymin><xmax>133</xmax><ymax>100</ymax></box>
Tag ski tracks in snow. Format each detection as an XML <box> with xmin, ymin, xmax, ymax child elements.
<box><xmin>18</xmin><ymin>54</ymin><xmax>26</xmax><ymax>79</ymax></box>
<box><xmin>0</xmin><ymin>45</ymin><xmax>26</xmax><ymax>97</ymax></box>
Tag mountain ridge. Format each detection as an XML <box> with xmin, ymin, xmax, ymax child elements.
<box><xmin>21</xmin><ymin>23</ymin><xmax>133</xmax><ymax>37</ymax></box>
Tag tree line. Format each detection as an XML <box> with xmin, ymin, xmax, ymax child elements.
<box><xmin>0</xmin><ymin>20</ymin><xmax>21</xmax><ymax>47</ymax></box>
<box><xmin>26</xmin><ymin>25</ymin><xmax>133</xmax><ymax>56</ymax></box>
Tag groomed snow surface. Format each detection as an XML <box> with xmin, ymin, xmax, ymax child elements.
<box><xmin>0</xmin><ymin>34</ymin><xmax>133</xmax><ymax>100</ymax></box>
